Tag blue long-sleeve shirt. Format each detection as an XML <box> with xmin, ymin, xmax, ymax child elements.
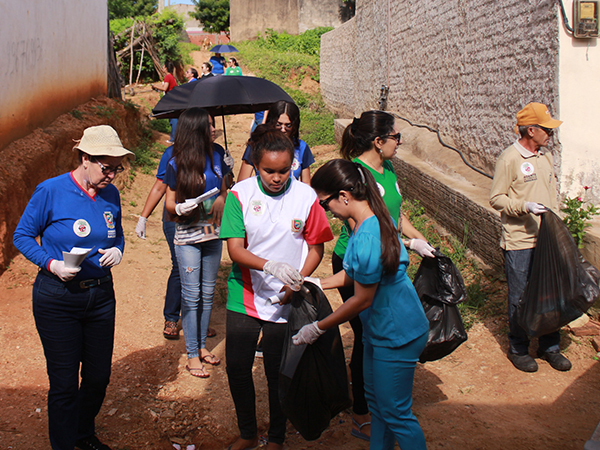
<box><xmin>13</xmin><ymin>172</ymin><xmax>124</xmax><ymax>280</ymax></box>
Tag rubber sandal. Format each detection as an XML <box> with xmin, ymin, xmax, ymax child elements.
<box><xmin>163</xmin><ymin>321</ymin><xmax>179</xmax><ymax>340</ymax></box>
<box><xmin>185</xmin><ymin>365</ymin><xmax>210</xmax><ymax>378</ymax></box>
<box><xmin>351</xmin><ymin>417</ymin><xmax>370</xmax><ymax>441</ymax></box>
<box><xmin>201</xmin><ymin>353</ymin><xmax>221</xmax><ymax>366</ymax></box>
<box><xmin>207</xmin><ymin>327</ymin><xmax>217</xmax><ymax>338</ymax></box>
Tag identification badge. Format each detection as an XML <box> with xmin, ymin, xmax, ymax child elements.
<box><xmin>250</xmin><ymin>200</ymin><xmax>264</xmax><ymax>216</ymax></box>
<box><xmin>73</xmin><ymin>219</ymin><xmax>91</xmax><ymax>238</ymax></box>
<box><xmin>291</xmin><ymin>219</ymin><xmax>304</xmax><ymax>233</ymax></box>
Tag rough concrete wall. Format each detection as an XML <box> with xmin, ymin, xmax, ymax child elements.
<box><xmin>230</xmin><ymin>0</ymin><xmax>299</xmax><ymax>41</ymax></box>
<box><xmin>298</xmin><ymin>0</ymin><xmax>343</xmax><ymax>32</ymax></box>
<box><xmin>0</xmin><ymin>0</ymin><xmax>108</xmax><ymax>152</ymax></box>
<box><xmin>321</xmin><ymin>0</ymin><xmax>560</xmax><ymax>174</ymax></box>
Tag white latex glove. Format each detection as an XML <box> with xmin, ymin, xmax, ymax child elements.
<box><xmin>49</xmin><ymin>260</ymin><xmax>81</xmax><ymax>281</ymax></box>
<box><xmin>263</xmin><ymin>260</ymin><xmax>303</xmax><ymax>291</ymax></box>
<box><xmin>525</xmin><ymin>202</ymin><xmax>548</xmax><ymax>215</ymax></box>
<box><xmin>409</xmin><ymin>239</ymin><xmax>436</xmax><ymax>258</ymax></box>
<box><xmin>98</xmin><ymin>248</ymin><xmax>123</xmax><ymax>268</ymax></box>
<box><xmin>136</xmin><ymin>216</ymin><xmax>147</xmax><ymax>239</ymax></box>
<box><xmin>292</xmin><ymin>321</ymin><xmax>326</xmax><ymax>345</ymax></box>
<box><xmin>303</xmin><ymin>276</ymin><xmax>322</xmax><ymax>290</ymax></box>
<box><xmin>224</xmin><ymin>152</ymin><xmax>235</xmax><ymax>170</ymax></box>
<box><xmin>175</xmin><ymin>200</ymin><xmax>198</xmax><ymax>216</ymax></box>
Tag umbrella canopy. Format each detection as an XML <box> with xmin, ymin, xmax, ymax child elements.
<box><xmin>152</xmin><ymin>76</ymin><xmax>294</xmax><ymax>119</ymax></box>
<box><xmin>210</xmin><ymin>44</ymin><xmax>238</xmax><ymax>53</ymax></box>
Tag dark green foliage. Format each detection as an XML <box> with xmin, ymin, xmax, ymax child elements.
<box><xmin>257</xmin><ymin>28</ymin><xmax>332</xmax><ymax>57</ymax></box>
<box><xmin>149</xmin><ymin>118</ymin><xmax>171</xmax><ymax>134</ymax></box>
<box><xmin>108</xmin><ymin>0</ymin><xmax>157</xmax><ymax>20</ymax></box>
<box><xmin>191</xmin><ymin>0</ymin><xmax>230</xmax><ymax>35</ymax></box>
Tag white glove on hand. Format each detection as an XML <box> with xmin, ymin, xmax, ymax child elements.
<box><xmin>409</xmin><ymin>239</ymin><xmax>436</xmax><ymax>258</ymax></box>
<box><xmin>175</xmin><ymin>200</ymin><xmax>198</xmax><ymax>216</ymax></box>
<box><xmin>525</xmin><ymin>202</ymin><xmax>548</xmax><ymax>215</ymax></box>
<box><xmin>303</xmin><ymin>276</ymin><xmax>322</xmax><ymax>290</ymax></box>
<box><xmin>263</xmin><ymin>260</ymin><xmax>303</xmax><ymax>291</ymax></box>
<box><xmin>98</xmin><ymin>248</ymin><xmax>123</xmax><ymax>268</ymax></box>
<box><xmin>292</xmin><ymin>321</ymin><xmax>326</xmax><ymax>345</ymax></box>
<box><xmin>49</xmin><ymin>260</ymin><xmax>81</xmax><ymax>281</ymax></box>
<box><xmin>135</xmin><ymin>216</ymin><xmax>147</xmax><ymax>239</ymax></box>
<box><xmin>224</xmin><ymin>152</ymin><xmax>235</xmax><ymax>170</ymax></box>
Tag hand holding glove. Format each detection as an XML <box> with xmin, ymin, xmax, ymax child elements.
<box><xmin>409</xmin><ymin>239</ymin><xmax>436</xmax><ymax>258</ymax></box>
<box><xmin>49</xmin><ymin>260</ymin><xmax>81</xmax><ymax>282</ymax></box>
<box><xmin>224</xmin><ymin>152</ymin><xmax>235</xmax><ymax>170</ymax></box>
<box><xmin>263</xmin><ymin>260</ymin><xmax>303</xmax><ymax>291</ymax></box>
<box><xmin>175</xmin><ymin>200</ymin><xmax>198</xmax><ymax>216</ymax></box>
<box><xmin>98</xmin><ymin>248</ymin><xmax>123</xmax><ymax>268</ymax></box>
<box><xmin>135</xmin><ymin>216</ymin><xmax>147</xmax><ymax>239</ymax></box>
<box><xmin>292</xmin><ymin>321</ymin><xmax>326</xmax><ymax>345</ymax></box>
<box><xmin>525</xmin><ymin>202</ymin><xmax>548</xmax><ymax>215</ymax></box>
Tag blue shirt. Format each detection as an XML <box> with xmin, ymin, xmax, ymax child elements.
<box><xmin>209</xmin><ymin>55</ymin><xmax>226</xmax><ymax>75</ymax></box>
<box><xmin>242</xmin><ymin>139</ymin><xmax>314</xmax><ymax>180</ymax></box>
<box><xmin>343</xmin><ymin>215</ymin><xmax>429</xmax><ymax>348</ymax></box>
<box><xmin>13</xmin><ymin>172</ymin><xmax>124</xmax><ymax>280</ymax></box>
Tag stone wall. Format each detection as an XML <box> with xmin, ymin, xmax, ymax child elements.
<box><xmin>321</xmin><ymin>0</ymin><xmax>560</xmax><ymax>174</ymax></box>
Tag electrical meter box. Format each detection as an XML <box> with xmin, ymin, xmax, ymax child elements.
<box><xmin>574</xmin><ymin>0</ymin><xmax>599</xmax><ymax>38</ymax></box>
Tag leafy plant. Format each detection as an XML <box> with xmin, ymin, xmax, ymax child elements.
<box><xmin>561</xmin><ymin>187</ymin><xmax>599</xmax><ymax>248</ymax></box>
<box><xmin>191</xmin><ymin>0</ymin><xmax>230</xmax><ymax>36</ymax></box>
<box><xmin>70</xmin><ymin>109</ymin><xmax>84</xmax><ymax>120</ymax></box>
<box><xmin>93</xmin><ymin>105</ymin><xmax>116</xmax><ymax>118</ymax></box>
<box><xmin>149</xmin><ymin>118</ymin><xmax>171</xmax><ymax>134</ymax></box>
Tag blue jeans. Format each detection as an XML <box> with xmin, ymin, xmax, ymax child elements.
<box><xmin>504</xmin><ymin>249</ymin><xmax>560</xmax><ymax>355</ymax></box>
<box><xmin>363</xmin><ymin>333</ymin><xmax>428</xmax><ymax>450</ymax></box>
<box><xmin>33</xmin><ymin>271</ymin><xmax>115</xmax><ymax>450</ymax></box>
<box><xmin>162</xmin><ymin>220</ymin><xmax>181</xmax><ymax>322</ymax></box>
<box><xmin>175</xmin><ymin>239</ymin><xmax>222</xmax><ymax>359</ymax></box>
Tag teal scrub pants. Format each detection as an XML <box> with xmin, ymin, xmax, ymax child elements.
<box><xmin>363</xmin><ymin>332</ymin><xmax>428</xmax><ymax>450</ymax></box>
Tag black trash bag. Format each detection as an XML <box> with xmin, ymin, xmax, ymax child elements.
<box><xmin>517</xmin><ymin>211</ymin><xmax>600</xmax><ymax>338</ymax></box>
<box><xmin>279</xmin><ymin>281</ymin><xmax>351</xmax><ymax>441</ymax></box>
<box><xmin>413</xmin><ymin>250</ymin><xmax>468</xmax><ymax>363</ymax></box>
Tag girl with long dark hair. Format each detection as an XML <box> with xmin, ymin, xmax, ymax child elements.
<box><xmin>220</xmin><ymin>125</ymin><xmax>332</xmax><ymax>450</ymax></box>
<box><xmin>164</xmin><ymin>108</ymin><xmax>230</xmax><ymax>378</ymax></box>
<box><xmin>293</xmin><ymin>159</ymin><xmax>429</xmax><ymax>450</ymax></box>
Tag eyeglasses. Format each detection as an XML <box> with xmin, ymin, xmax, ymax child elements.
<box><xmin>531</xmin><ymin>125</ymin><xmax>554</xmax><ymax>137</ymax></box>
<box><xmin>276</xmin><ymin>122</ymin><xmax>293</xmax><ymax>130</ymax></box>
<box><xmin>96</xmin><ymin>160</ymin><xmax>124</xmax><ymax>175</ymax></box>
<box><xmin>381</xmin><ymin>132</ymin><xmax>401</xmax><ymax>143</ymax></box>
<box><xmin>319</xmin><ymin>193</ymin><xmax>339</xmax><ymax>212</ymax></box>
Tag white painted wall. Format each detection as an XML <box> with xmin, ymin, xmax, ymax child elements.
<box><xmin>557</xmin><ymin>0</ymin><xmax>600</xmax><ymax>203</ymax></box>
<box><xmin>0</xmin><ymin>0</ymin><xmax>108</xmax><ymax>150</ymax></box>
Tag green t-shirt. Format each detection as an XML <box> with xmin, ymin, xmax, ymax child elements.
<box><xmin>224</xmin><ymin>66</ymin><xmax>242</xmax><ymax>76</ymax></box>
<box><xmin>333</xmin><ymin>158</ymin><xmax>402</xmax><ymax>258</ymax></box>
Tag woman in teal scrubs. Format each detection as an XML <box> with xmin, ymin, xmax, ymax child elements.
<box><xmin>293</xmin><ymin>158</ymin><xmax>429</xmax><ymax>450</ymax></box>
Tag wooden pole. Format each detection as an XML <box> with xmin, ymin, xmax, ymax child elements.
<box><xmin>128</xmin><ymin>20</ymin><xmax>136</xmax><ymax>86</ymax></box>
<box><xmin>135</xmin><ymin>23</ymin><xmax>146</xmax><ymax>84</ymax></box>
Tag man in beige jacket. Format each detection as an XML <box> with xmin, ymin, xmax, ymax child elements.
<box><xmin>490</xmin><ymin>102</ymin><xmax>571</xmax><ymax>373</ymax></box>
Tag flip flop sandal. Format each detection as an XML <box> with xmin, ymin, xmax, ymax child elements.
<box><xmin>163</xmin><ymin>321</ymin><xmax>179</xmax><ymax>340</ymax></box>
<box><xmin>201</xmin><ymin>354</ymin><xmax>221</xmax><ymax>366</ymax></box>
<box><xmin>351</xmin><ymin>417</ymin><xmax>371</xmax><ymax>441</ymax></box>
<box><xmin>185</xmin><ymin>365</ymin><xmax>210</xmax><ymax>378</ymax></box>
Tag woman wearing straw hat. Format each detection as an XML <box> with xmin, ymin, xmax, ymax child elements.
<box><xmin>13</xmin><ymin>125</ymin><xmax>134</xmax><ymax>450</ymax></box>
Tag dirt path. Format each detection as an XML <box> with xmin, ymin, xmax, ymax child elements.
<box><xmin>1</xmin><ymin>50</ymin><xmax>599</xmax><ymax>449</ymax></box>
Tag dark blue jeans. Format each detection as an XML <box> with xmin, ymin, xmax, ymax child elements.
<box><xmin>225</xmin><ymin>310</ymin><xmax>287</xmax><ymax>445</ymax></box>
<box><xmin>504</xmin><ymin>248</ymin><xmax>560</xmax><ymax>355</ymax></box>
<box><xmin>33</xmin><ymin>271</ymin><xmax>115</xmax><ymax>450</ymax></box>
<box><xmin>163</xmin><ymin>220</ymin><xmax>181</xmax><ymax>322</ymax></box>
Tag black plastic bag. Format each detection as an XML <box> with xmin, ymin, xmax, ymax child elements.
<box><xmin>279</xmin><ymin>281</ymin><xmax>351</xmax><ymax>441</ymax></box>
<box><xmin>517</xmin><ymin>211</ymin><xmax>600</xmax><ymax>337</ymax></box>
<box><xmin>413</xmin><ymin>251</ymin><xmax>468</xmax><ymax>363</ymax></box>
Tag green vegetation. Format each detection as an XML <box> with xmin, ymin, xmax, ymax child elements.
<box><xmin>233</xmin><ymin>27</ymin><xmax>335</xmax><ymax>147</ymax></box>
<box><xmin>190</xmin><ymin>0</ymin><xmax>230</xmax><ymax>36</ymax></box>
<box><xmin>70</xmin><ymin>109</ymin><xmax>84</xmax><ymax>120</ymax></box>
<box><xmin>561</xmin><ymin>190</ymin><xmax>599</xmax><ymax>248</ymax></box>
<box><xmin>93</xmin><ymin>105</ymin><xmax>117</xmax><ymax>119</ymax></box>
<box><xmin>108</xmin><ymin>0</ymin><xmax>157</xmax><ymax>20</ymax></box>
<box><xmin>149</xmin><ymin>118</ymin><xmax>171</xmax><ymax>134</ymax></box>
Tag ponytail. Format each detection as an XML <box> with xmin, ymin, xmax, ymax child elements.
<box><xmin>340</xmin><ymin>110</ymin><xmax>395</xmax><ymax>160</ymax></box>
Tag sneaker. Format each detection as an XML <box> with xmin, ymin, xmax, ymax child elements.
<box><xmin>75</xmin><ymin>435</ymin><xmax>112</xmax><ymax>450</ymax></box>
<box><xmin>537</xmin><ymin>350</ymin><xmax>572</xmax><ymax>371</ymax></box>
<box><xmin>508</xmin><ymin>352</ymin><xmax>538</xmax><ymax>372</ymax></box>
<box><xmin>166</xmin><ymin>140</ymin><xmax>174</xmax><ymax>144</ymax></box>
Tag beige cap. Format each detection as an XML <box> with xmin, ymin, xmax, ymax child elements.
<box><xmin>73</xmin><ymin>125</ymin><xmax>135</xmax><ymax>160</ymax></box>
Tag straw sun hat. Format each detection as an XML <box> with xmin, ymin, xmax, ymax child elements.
<box><xmin>73</xmin><ymin>125</ymin><xmax>135</xmax><ymax>159</ymax></box>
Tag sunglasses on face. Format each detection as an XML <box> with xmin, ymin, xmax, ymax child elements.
<box><xmin>96</xmin><ymin>160</ymin><xmax>124</xmax><ymax>175</ymax></box>
<box><xmin>381</xmin><ymin>132</ymin><xmax>401</xmax><ymax>144</ymax></box>
<box><xmin>319</xmin><ymin>192</ymin><xmax>339</xmax><ymax>212</ymax></box>
<box><xmin>531</xmin><ymin>125</ymin><xmax>554</xmax><ymax>137</ymax></box>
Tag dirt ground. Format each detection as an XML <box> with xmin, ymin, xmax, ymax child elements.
<box><xmin>1</xmin><ymin>50</ymin><xmax>599</xmax><ymax>450</ymax></box>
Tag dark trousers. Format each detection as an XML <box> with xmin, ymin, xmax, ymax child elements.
<box><xmin>163</xmin><ymin>220</ymin><xmax>181</xmax><ymax>322</ymax></box>
<box><xmin>332</xmin><ymin>253</ymin><xmax>369</xmax><ymax>416</ymax></box>
<box><xmin>504</xmin><ymin>248</ymin><xmax>560</xmax><ymax>355</ymax></box>
<box><xmin>225</xmin><ymin>310</ymin><xmax>287</xmax><ymax>445</ymax></box>
<box><xmin>33</xmin><ymin>272</ymin><xmax>115</xmax><ymax>450</ymax></box>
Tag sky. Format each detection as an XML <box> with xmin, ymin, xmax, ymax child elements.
<box><xmin>167</xmin><ymin>0</ymin><xmax>195</xmax><ymax>4</ymax></box>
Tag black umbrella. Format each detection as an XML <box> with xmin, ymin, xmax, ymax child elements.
<box><xmin>151</xmin><ymin>76</ymin><xmax>294</xmax><ymax>150</ymax></box>
<box><xmin>209</xmin><ymin>44</ymin><xmax>238</xmax><ymax>53</ymax></box>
